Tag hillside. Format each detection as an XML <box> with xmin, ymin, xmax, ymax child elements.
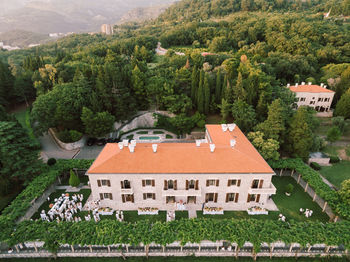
<box><xmin>118</xmin><ymin>4</ymin><xmax>172</xmax><ymax>24</ymax></box>
<box><xmin>0</xmin><ymin>30</ymin><xmax>52</xmax><ymax>48</ymax></box>
<box><xmin>0</xmin><ymin>0</ymin><xmax>177</xmax><ymax>34</ymax></box>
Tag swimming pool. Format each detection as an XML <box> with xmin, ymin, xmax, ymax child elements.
<box><xmin>139</xmin><ymin>136</ymin><xmax>160</xmax><ymax>140</ymax></box>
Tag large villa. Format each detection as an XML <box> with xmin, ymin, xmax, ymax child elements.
<box><xmin>87</xmin><ymin>124</ymin><xmax>277</xmax><ymax>212</ymax></box>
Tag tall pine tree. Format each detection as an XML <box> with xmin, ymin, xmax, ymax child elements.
<box><xmin>204</xmin><ymin>73</ymin><xmax>210</xmax><ymax>114</ymax></box>
<box><xmin>197</xmin><ymin>70</ymin><xmax>205</xmax><ymax>113</ymax></box>
<box><xmin>215</xmin><ymin>69</ymin><xmax>222</xmax><ymax>104</ymax></box>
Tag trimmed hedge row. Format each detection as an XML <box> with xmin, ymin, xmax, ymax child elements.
<box><xmin>268</xmin><ymin>158</ymin><xmax>349</xmax><ymax>219</ymax></box>
<box><xmin>6</xmin><ymin>219</ymin><xmax>350</xmax><ymax>253</ymax></box>
<box><xmin>1</xmin><ymin>159</ymin><xmax>93</xmax><ymax>221</ymax></box>
<box><xmin>0</xmin><ymin>159</ymin><xmax>349</xmax><ymax>253</ymax></box>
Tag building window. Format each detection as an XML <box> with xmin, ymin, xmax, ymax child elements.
<box><xmin>187</xmin><ymin>196</ymin><xmax>196</xmax><ymax>204</ymax></box>
<box><xmin>206</xmin><ymin>179</ymin><xmax>219</xmax><ymax>187</ymax></box>
<box><xmin>227</xmin><ymin>179</ymin><xmax>241</xmax><ymax>186</ymax></box>
<box><xmin>97</xmin><ymin>179</ymin><xmax>110</xmax><ymax>187</ymax></box>
<box><xmin>251</xmin><ymin>179</ymin><xmax>263</xmax><ymax>189</ymax></box>
<box><xmin>164</xmin><ymin>180</ymin><xmax>177</xmax><ymax>190</ymax></box>
<box><xmin>143</xmin><ymin>193</ymin><xmax>155</xmax><ymax>200</ymax></box>
<box><xmin>226</xmin><ymin>193</ymin><xmax>239</xmax><ymax>202</ymax></box>
<box><xmin>205</xmin><ymin>193</ymin><xmax>218</xmax><ymax>203</ymax></box>
<box><xmin>247</xmin><ymin>194</ymin><xmax>260</xmax><ymax>203</ymax></box>
<box><xmin>300</xmin><ymin>97</ymin><xmax>306</xmax><ymax>102</ymax></box>
<box><xmin>186</xmin><ymin>180</ymin><xmax>199</xmax><ymax>190</ymax></box>
<box><xmin>325</xmin><ymin>98</ymin><xmax>330</xmax><ymax>102</ymax></box>
<box><xmin>142</xmin><ymin>179</ymin><xmax>155</xmax><ymax>187</ymax></box>
<box><xmin>122</xmin><ymin>194</ymin><xmax>134</xmax><ymax>203</ymax></box>
<box><xmin>166</xmin><ymin>196</ymin><xmax>175</xmax><ymax>204</ymax></box>
<box><xmin>296</xmin><ymin>97</ymin><xmax>300</xmax><ymax>102</ymax></box>
<box><xmin>99</xmin><ymin>193</ymin><xmax>113</xmax><ymax>200</ymax></box>
<box><xmin>121</xmin><ymin>180</ymin><xmax>131</xmax><ymax>189</ymax></box>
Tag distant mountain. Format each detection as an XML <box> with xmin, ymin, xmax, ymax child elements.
<box><xmin>0</xmin><ymin>30</ymin><xmax>52</xmax><ymax>48</ymax></box>
<box><xmin>0</xmin><ymin>0</ymin><xmax>177</xmax><ymax>34</ymax></box>
<box><xmin>118</xmin><ymin>4</ymin><xmax>173</xmax><ymax>24</ymax></box>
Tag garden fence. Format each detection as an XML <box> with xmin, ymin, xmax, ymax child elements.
<box><xmin>277</xmin><ymin>169</ymin><xmax>336</xmax><ymax>221</ymax></box>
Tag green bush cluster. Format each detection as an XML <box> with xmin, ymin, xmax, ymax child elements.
<box><xmin>310</xmin><ymin>162</ymin><xmax>321</xmax><ymax>170</ymax></box>
<box><xmin>330</xmin><ymin>155</ymin><xmax>340</xmax><ymax>163</ymax></box>
<box><xmin>58</xmin><ymin>130</ymin><xmax>83</xmax><ymax>143</ymax></box>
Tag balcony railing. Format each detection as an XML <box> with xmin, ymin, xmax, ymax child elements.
<box><xmin>162</xmin><ymin>188</ymin><xmax>201</xmax><ymax>197</ymax></box>
<box><xmin>248</xmin><ymin>184</ymin><xmax>276</xmax><ymax>195</ymax></box>
<box><xmin>120</xmin><ymin>188</ymin><xmax>133</xmax><ymax>194</ymax></box>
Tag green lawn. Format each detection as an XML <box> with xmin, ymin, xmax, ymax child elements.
<box><xmin>3</xmin><ymin>256</ymin><xmax>348</xmax><ymax>262</ymax></box>
<box><xmin>13</xmin><ymin>108</ymin><xmax>36</xmax><ymax>140</ymax></box>
<box><xmin>320</xmin><ymin>160</ymin><xmax>350</xmax><ymax>188</ymax></box>
<box><xmin>197</xmin><ymin>176</ymin><xmax>329</xmax><ymax>223</ymax></box>
<box><xmin>136</xmin><ymin>131</ymin><xmax>148</xmax><ymax>134</ymax></box>
<box><xmin>153</xmin><ymin>130</ymin><xmax>164</xmax><ymax>134</ymax></box>
<box><xmin>166</xmin><ymin>134</ymin><xmax>173</xmax><ymax>139</ymax></box>
<box><xmin>123</xmin><ymin>211</ymin><xmax>166</xmax><ymax>223</ymax></box>
<box><xmin>322</xmin><ymin>145</ymin><xmax>342</xmax><ymax>157</ymax></box>
<box><xmin>175</xmin><ymin>211</ymin><xmax>188</xmax><ymax>220</ymax></box>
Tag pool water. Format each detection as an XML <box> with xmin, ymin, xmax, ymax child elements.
<box><xmin>139</xmin><ymin>136</ymin><xmax>160</xmax><ymax>140</ymax></box>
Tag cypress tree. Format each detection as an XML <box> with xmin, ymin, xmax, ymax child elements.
<box><xmin>191</xmin><ymin>66</ymin><xmax>199</xmax><ymax>103</ymax></box>
<box><xmin>215</xmin><ymin>69</ymin><xmax>222</xmax><ymax>104</ymax></box>
<box><xmin>197</xmin><ymin>70</ymin><xmax>205</xmax><ymax>113</ymax></box>
<box><xmin>204</xmin><ymin>74</ymin><xmax>210</xmax><ymax>114</ymax></box>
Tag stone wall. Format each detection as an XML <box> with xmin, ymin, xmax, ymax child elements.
<box><xmin>115</xmin><ymin>111</ymin><xmax>175</xmax><ymax>136</ymax></box>
<box><xmin>49</xmin><ymin>129</ymin><xmax>86</xmax><ymax>150</ymax></box>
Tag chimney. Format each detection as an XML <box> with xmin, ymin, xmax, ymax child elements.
<box><xmin>308</xmin><ymin>82</ymin><xmax>312</xmax><ymax>85</ymax></box>
<box><xmin>230</xmin><ymin>139</ymin><xmax>236</xmax><ymax>148</ymax></box>
<box><xmin>221</xmin><ymin>124</ymin><xmax>228</xmax><ymax>132</ymax></box>
<box><xmin>324</xmin><ymin>85</ymin><xmax>327</xmax><ymax>89</ymax></box>
<box><xmin>118</xmin><ymin>142</ymin><xmax>124</xmax><ymax>150</ymax></box>
<box><xmin>287</xmin><ymin>83</ymin><xmax>290</xmax><ymax>88</ymax></box>
<box><xmin>210</xmin><ymin>144</ymin><xmax>215</xmax><ymax>153</ymax></box>
<box><xmin>301</xmin><ymin>81</ymin><xmax>305</xmax><ymax>85</ymax></box>
<box><xmin>123</xmin><ymin>139</ymin><xmax>129</xmax><ymax>147</ymax></box>
<box><xmin>228</xmin><ymin>123</ymin><xmax>236</xmax><ymax>132</ymax></box>
<box><xmin>152</xmin><ymin>144</ymin><xmax>158</xmax><ymax>153</ymax></box>
<box><xmin>128</xmin><ymin>144</ymin><xmax>135</xmax><ymax>153</ymax></box>
<box><xmin>196</xmin><ymin>140</ymin><xmax>201</xmax><ymax>147</ymax></box>
<box><xmin>320</xmin><ymin>83</ymin><xmax>324</xmax><ymax>87</ymax></box>
<box><xmin>295</xmin><ymin>83</ymin><xmax>298</xmax><ymax>87</ymax></box>
<box><xmin>130</xmin><ymin>140</ymin><xmax>136</xmax><ymax>147</ymax></box>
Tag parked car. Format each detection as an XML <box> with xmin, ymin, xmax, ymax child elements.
<box><xmin>96</xmin><ymin>138</ymin><xmax>107</xmax><ymax>146</ymax></box>
<box><xmin>106</xmin><ymin>138</ymin><xmax>114</xmax><ymax>143</ymax></box>
<box><xmin>86</xmin><ymin>137</ymin><xmax>97</xmax><ymax>146</ymax></box>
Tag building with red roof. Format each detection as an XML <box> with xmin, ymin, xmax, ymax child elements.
<box><xmin>87</xmin><ymin>124</ymin><xmax>276</xmax><ymax>213</ymax></box>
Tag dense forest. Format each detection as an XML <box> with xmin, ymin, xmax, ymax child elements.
<box><xmin>0</xmin><ymin>0</ymin><xmax>349</xmax><ymax>164</ymax></box>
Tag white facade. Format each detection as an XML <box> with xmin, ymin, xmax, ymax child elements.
<box><xmin>289</xmin><ymin>84</ymin><xmax>335</xmax><ymax>112</ymax></box>
<box><xmin>88</xmin><ymin>173</ymin><xmax>276</xmax><ymax>211</ymax></box>
<box><xmin>87</xmin><ymin>124</ymin><xmax>276</xmax><ymax>211</ymax></box>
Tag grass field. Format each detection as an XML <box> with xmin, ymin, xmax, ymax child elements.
<box><xmin>13</xmin><ymin>107</ymin><xmax>36</xmax><ymax>140</ymax></box>
<box><xmin>197</xmin><ymin>176</ymin><xmax>329</xmax><ymax>223</ymax></box>
<box><xmin>3</xmin><ymin>256</ymin><xmax>349</xmax><ymax>262</ymax></box>
<box><xmin>320</xmin><ymin>160</ymin><xmax>350</xmax><ymax>188</ymax></box>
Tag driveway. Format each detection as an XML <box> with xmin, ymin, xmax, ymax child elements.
<box><xmin>39</xmin><ymin>133</ymin><xmax>79</xmax><ymax>160</ymax></box>
<box><xmin>74</xmin><ymin>145</ymin><xmax>103</xmax><ymax>160</ymax></box>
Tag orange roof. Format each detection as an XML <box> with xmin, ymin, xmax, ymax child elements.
<box><xmin>289</xmin><ymin>85</ymin><xmax>334</xmax><ymax>93</ymax></box>
<box><xmin>88</xmin><ymin>124</ymin><xmax>274</xmax><ymax>174</ymax></box>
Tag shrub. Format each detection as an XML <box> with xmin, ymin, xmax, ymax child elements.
<box><xmin>327</xmin><ymin>126</ymin><xmax>342</xmax><ymax>142</ymax></box>
<box><xmin>330</xmin><ymin>155</ymin><xmax>340</xmax><ymax>163</ymax></box>
<box><xmin>47</xmin><ymin>158</ymin><xmax>56</xmax><ymax>166</ymax></box>
<box><xmin>69</xmin><ymin>130</ymin><xmax>83</xmax><ymax>142</ymax></box>
<box><xmin>346</xmin><ymin>145</ymin><xmax>350</xmax><ymax>157</ymax></box>
<box><xmin>69</xmin><ymin>169</ymin><xmax>80</xmax><ymax>187</ymax></box>
<box><xmin>310</xmin><ymin>162</ymin><xmax>321</xmax><ymax>170</ymax></box>
<box><xmin>57</xmin><ymin>130</ymin><xmax>82</xmax><ymax>143</ymax></box>
<box><xmin>285</xmin><ymin>183</ymin><xmax>294</xmax><ymax>194</ymax></box>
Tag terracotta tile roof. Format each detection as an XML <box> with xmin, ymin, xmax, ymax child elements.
<box><xmin>88</xmin><ymin>124</ymin><xmax>274</xmax><ymax>174</ymax></box>
<box><xmin>289</xmin><ymin>85</ymin><xmax>335</xmax><ymax>93</ymax></box>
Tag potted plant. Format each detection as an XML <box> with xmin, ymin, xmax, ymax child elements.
<box><xmin>285</xmin><ymin>183</ymin><xmax>294</xmax><ymax>196</ymax></box>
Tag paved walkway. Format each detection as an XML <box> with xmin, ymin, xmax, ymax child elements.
<box><xmin>39</xmin><ymin>133</ymin><xmax>79</xmax><ymax>160</ymax></box>
<box><xmin>188</xmin><ymin>209</ymin><xmax>197</xmax><ymax>218</ymax></box>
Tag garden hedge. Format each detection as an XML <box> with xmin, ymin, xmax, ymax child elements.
<box><xmin>0</xmin><ymin>159</ymin><xmax>349</xmax><ymax>253</ymax></box>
